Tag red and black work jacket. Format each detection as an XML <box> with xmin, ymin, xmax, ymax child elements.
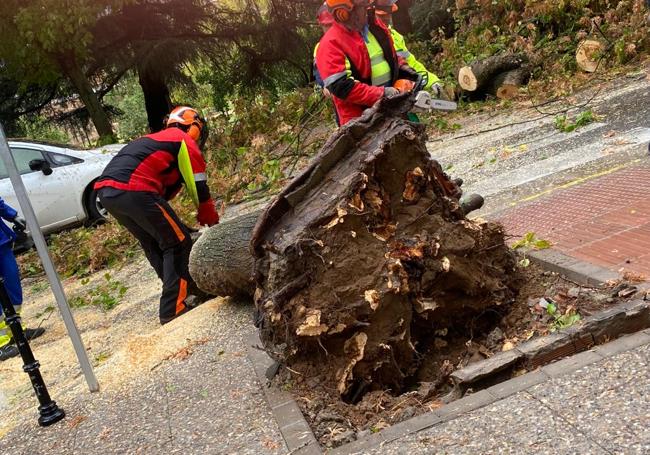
<box><xmin>94</xmin><ymin>128</ymin><xmax>210</xmax><ymax>204</ymax></box>
<box><xmin>315</xmin><ymin>15</ymin><xmax>407</xmax><ymax>125</ymax></box>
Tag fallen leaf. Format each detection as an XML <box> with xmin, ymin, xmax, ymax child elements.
<box><xmin>328</xmin><ymin>323</ymin><xmax>346</xmax><ymax>334</ymax></box>
<box><xmin>261</xmin><ymin>437</ymin><xmax>281</xmax><ymax>450</ymax></box>
<box><xmin>603</xmin><ymin>130</ymin><xmax>617</xmax><ymax>138</ymax></box>
<box><xmin>68</xmin><ymin>415</ymin><xmax>87</xmax><ymax>429</ymax></box>
<box><xmin>441</xmin><ymin>256</ymin><xmax>450</xmax><ymax>272</ymax></box>
<box><xmin>502</xmin><ymin>341</ymin><xmax>515</xmax><ymax>351</ymax></box>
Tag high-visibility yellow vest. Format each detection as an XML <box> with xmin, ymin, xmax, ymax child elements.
<box><xmin>366</xmin><ymin>32</ymin><xmax>392</xmax><ymax>87</ymax></box>
<box><xmin>389</xmin><ymin>26</ymin><xmax>441</xmax><ymax>89</ymax></box>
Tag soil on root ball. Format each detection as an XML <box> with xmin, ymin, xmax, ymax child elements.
<box><xmin>273</xmin><ymin>263</ymin><xmax>641</xmax><ymax>448</ymax></box>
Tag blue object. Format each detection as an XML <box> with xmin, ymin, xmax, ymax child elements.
<box><xmin>0</xmin><ymin>196</ymin><xmax>17</xmax><ymax>247</ymax></box>
<box><xmin>0</xmin><ymin>197</ymin><xmax>21</xmax><ymax>311</ymax></box>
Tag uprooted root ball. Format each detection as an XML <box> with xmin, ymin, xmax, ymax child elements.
<box><xmin>251</xmin><ymin>95</ymin><xmax>522</xmax><ymax>400</ymax></box>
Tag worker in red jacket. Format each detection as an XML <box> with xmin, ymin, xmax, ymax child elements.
<box><xmin>315</xmin><ymin>0</ymin><xmax>419</xmax><ymax>125</ymax></box>
<box><xmin>95</xmin><ymin>106</ymin><xmax>219</xmax><ymax>324</ymax></box>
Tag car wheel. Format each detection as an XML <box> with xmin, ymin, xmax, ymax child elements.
<box><xmin>85</xmin><ymin>187</ymin><xmax>108</xmax><ymax>225</ymax></box>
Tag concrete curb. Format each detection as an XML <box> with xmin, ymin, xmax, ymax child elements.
<box><xmin>528</xmin><ymin>248</ymin><xmax>619</xmax><ymax>287</ymax></box>
<box><xmin>450</xmin><ymin>299</ymin><xmax>650</xmax><ymax>387</ymax></box>
<box><xmin>245</xmin><ymin>331</ymin><xmax>321</xmax><ymax>455</ymax></box>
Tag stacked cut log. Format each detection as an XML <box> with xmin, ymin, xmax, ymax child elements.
<box><xmin>190</xmin><ymin>95</ymin><xmax>522</xmax><ymax>400</ymax></box>
<box><xmin>458</xmin><ymin>53</ymin><xmax>531</xmax><ymax>100</ymax></box>
<box><xmin>576</xmin><ymin>39</ymin><xmax>604</xmax><ymax>73</ymax></box>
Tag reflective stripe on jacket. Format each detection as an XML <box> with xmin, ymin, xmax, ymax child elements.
<box><xmin>315</xmin><ymin>16</ymin><xmax>402</xmax><ymax>126</ymax></box>
<box><xmin>389</xmin><ymin>26</ymin><xmax>441</xmax><ymax>89</ymax></box>
<box><xmin>95</xmin><ymin>128</ymin><xmax>211</xmax><ymax>206</ymax></box>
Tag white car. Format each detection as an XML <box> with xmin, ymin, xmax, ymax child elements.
<box><xmin>0</xmin><ymin>140</ymin><xmax>123</xmax><ymax>234</ymax></box>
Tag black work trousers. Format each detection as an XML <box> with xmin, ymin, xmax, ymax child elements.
<box><xmin>98</xmin><ymin>189</ymin><xmax>194</xmax><ymax>324</ymax></box>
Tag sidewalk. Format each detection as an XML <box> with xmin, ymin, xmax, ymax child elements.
<box><xmin>496</xmin><ymin>160</ymin><xmax>650</xmax><ymax>277</ymax></box>
<box><xmin>0</xmin><ymin>302</ymin><xmax>286</xmax><ymax>455</ymax></box>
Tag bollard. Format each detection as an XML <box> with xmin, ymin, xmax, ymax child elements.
<box><xmin>0</xmin><ymin>277</ymin><xmax>65</xmax><ymax>426</ymax></box>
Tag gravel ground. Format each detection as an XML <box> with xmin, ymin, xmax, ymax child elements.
<box><xmin>364</xmin><ymin>342</ymin><xmax>650</xmax><ymax>455</ymax></box>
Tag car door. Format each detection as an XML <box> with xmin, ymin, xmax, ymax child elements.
<box><xmin>0</xmin><ymin>145</ymin><xmax>80</xmax><ymax>232</ymax></box>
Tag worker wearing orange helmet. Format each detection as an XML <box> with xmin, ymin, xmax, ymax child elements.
<box><xmin>315</xmin><ymin>0</ymin><xmax>420</xmax><ymax>125</ymax></box>
<box><xmin>95</xmin><ymin>106</ymin><xmax>219</xmax><ymax>324</ymax></box>
<box><xmin>375</xmin><ymin>0</ymin><xmax>442</xmax><ymax>96</ymax></box>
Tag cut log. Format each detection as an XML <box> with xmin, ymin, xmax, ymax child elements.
<box><xmin>249</xmin><ymin>94</ymin><xmax>521</xmax><ymax>399</ymax></box>
<box><xmin>458</xmin><ymin>53</ymin><xmax>529</xmax><ymax>93</ymax></box>
<box><xmin>576</xmin><ymin>39</ymin><xmax>604</xmax><ymax>73</ymax></box>
<box><xmin>189</xmin><ymin>209</ymin><xmax>261</xmax><ymax>297</ymax></box>
<box><xmin>488</xmin><ymin>67</ymin><xmax>531</xmax><ymax>100</ymax></box>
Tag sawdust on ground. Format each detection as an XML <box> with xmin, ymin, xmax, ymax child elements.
<box><xmin>0</xmin><ymin>253</ymin><xmax>227</xmax><ymax>438</ymax></box>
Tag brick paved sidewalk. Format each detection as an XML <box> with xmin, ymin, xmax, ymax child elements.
<box><xmin>496</xmin><ymin>161</ymin><xmax>650</xmax><ymax>277</ymax></box>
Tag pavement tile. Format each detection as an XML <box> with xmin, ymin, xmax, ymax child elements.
<box><xmin>495</xmin><ymin>163</ymin><xmax>650</xmax><ymax>276</ymax></box>
<box><xmin>527</xmin><ymin>343</ymin><xmax>650</xmax><ymax>455</ymax></box>
<box><xmin>362</xmin><ymin>391</ymin><xmax>607</xmax><ymax>455</ymax></box>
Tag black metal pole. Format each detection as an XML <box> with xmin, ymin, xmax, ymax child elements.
<box><xmin>0</xmin><ymin>277</ymin><xmax>65</xmax><ymax>426</ymax></box>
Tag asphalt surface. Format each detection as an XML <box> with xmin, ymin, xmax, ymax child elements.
<box><xmin>364</xmin><ymin>341</ymin><xmax>650</xmax><ymax>455</ymax></box>
<box><xmin>0</xmin><ymin>302</ymin><xmax>286</xmax><ymax>455</ymax></box>
<box><xmin>428</xmin><ymin>70</ymin><xmax>650</xmax><ymax>216</ymax></box>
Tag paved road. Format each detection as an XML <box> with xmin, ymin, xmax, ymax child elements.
<box><xmin>428</xmin><ymin>70</ymin><xmax>650</xmax><ymax>216</ymax></box>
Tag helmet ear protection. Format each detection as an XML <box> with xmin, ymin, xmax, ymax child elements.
<box><xmin>165</xmin><ymin>106</ymin><xmax>209</xmax><ymax>149</ymax></box>
<box><xmin>325</xmin><ymin>0</ymin><xmax>353</xmax><ymax>22</ymax></box>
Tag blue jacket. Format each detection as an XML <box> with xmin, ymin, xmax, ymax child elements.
<box><xmin>0</xmin><ymin>197</ymin><xmax>17</xmax><ymax>247</ymax></box>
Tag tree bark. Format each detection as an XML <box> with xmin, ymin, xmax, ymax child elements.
<box><xmin>248</xmin><ymin>94</ymin><xmax>521</xmax><ymax>399</ymax></box>
<box><xmin>189</xmin><ymin>209</ymin><xmax>261</xmax><ymax>297</ymax></box>
<box><xmin>137</xmin><ymin>64</ymin><xmax>172</xmax><ymax>132</ymax></box>
<box><xmin>487</xmin><ymin>67</ymin><xmax>531</xmax><ymax>100</ymax></box>
<box><xmin>458</xmin><ymin>53</ymin><xmax>529</xmax><ymax>93</ymax></box>
<box><xmin>57</xmin><ymin>52</ymin><xmax>115</xmax><ymax>141</ymax></box>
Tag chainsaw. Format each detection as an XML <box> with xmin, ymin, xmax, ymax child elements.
<box><xmin>393</xmin><ymin>78</ymin><xmax>457</xmax><ymax>113</ymax></box>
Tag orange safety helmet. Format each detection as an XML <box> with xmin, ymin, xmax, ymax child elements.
<box><xmin>165</xmin><ymin>106</ymin><xmax>208</xmax><ymax>148</ymax></box>
<box><xmin>325</xmin><ymin>0</ymin><xmax>373</xmax><ymax>22</ymax></box>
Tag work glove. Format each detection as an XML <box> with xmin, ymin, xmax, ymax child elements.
<box><xmin>383</xmin><ymin>87</ymin><xmax>400</xmax><ymax>98</ymax></box>
<box><xmin>197</xmin><ymin>200</ymin><xmax>219</xmax><ymax>227</ymax></box>
<box><xmin>398</xmin><ymin>64</ymin><xmax>419</xmax><ymax>81</ymax></box>
<box><xmin>12</xmin><ymin>216</ymin><xmax>26</xmax><ymax>232</ymax></box>
<box><xmin>430</xmin><ymin>83</ymin><xmax>442</xmax><ymax>99</ymax></box>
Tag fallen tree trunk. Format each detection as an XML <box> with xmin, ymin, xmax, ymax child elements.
<box><xmin>458</xmin><ymin>53</ymin><xmax>529</xmax><ymax>93</ymax></box>
<box><xmin>488</xmin><ymin>67</ymin><xmax>531</xmax><ymax>100</ymax></box>
<box><xmin>189</xmin><ymin>210</ymin><xmax>261</xmax><ymax>297</ymax></box>
<box><xmin>248</xmin><ymin>94</ymin><xmax>521</xmax><ymax>400</ymax></box>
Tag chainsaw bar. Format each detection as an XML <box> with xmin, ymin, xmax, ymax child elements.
<box><xmin>413</xmin><ymin>91</ymin><xmax>457</xmax><ymax>112</ymax></box>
